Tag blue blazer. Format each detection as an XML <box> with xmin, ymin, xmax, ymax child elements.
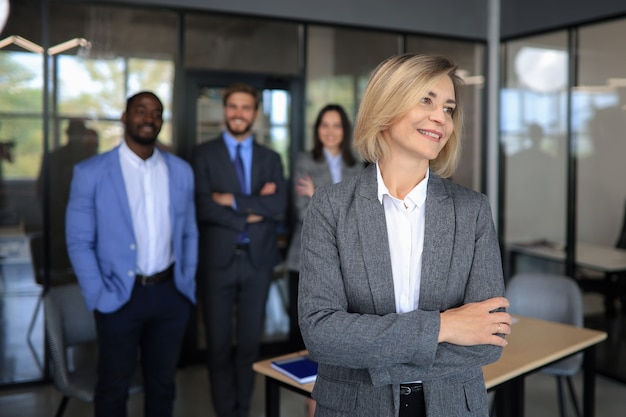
<box><xmin>66</xmin><ymin>146</ymin><xmax>198</xmax><ymax>313</ymax></box>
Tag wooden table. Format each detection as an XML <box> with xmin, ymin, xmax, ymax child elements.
<box><xmin>253</xmin><ymin>316</ymin><xmax>607</xmax><ymax>417</ymax></box>
<box><xmin>484</xmin><ymin>316</ymin><xmax>606</xmax><ymax>417</ymax></box>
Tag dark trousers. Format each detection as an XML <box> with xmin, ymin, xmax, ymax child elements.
<box><xmin>93</xmin><ymin>279</ymin><xmax>191</xmax><ymax>417</ymax></box>
<box><xmin>201</xmin><ymin>249</ymin><xmax>273</xmax><ymax>417</ymax></box>
<box><xmin>288</xmin><ymin>270</ymin><xmax>305</xmax><ymax>350</ymax></box>
<box><xmin>399</xmin><ymin>384</ymin><xmax>426</xmax><ymax>417</ymax></box>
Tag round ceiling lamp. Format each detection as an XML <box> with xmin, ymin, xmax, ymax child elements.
<box><xmin>514</xmin><ymin>46</ymin><xmax>567</xmax><ymax>93</ymax></box>
<box><xmin>0</xmin><ymin>0</ymin><xmax>9</xmax><ymax>34</ymax></box>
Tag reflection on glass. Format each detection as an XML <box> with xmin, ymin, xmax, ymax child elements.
<box><xmin>306</xmin><ymin>26</ymin><xmax>398</xmax><ymax>151</ymax></box>
<box><xmin>406</xmin><ymin>36</ymin><xmax>485</xmax><ymax>191</ymax></box>
<box><xmin>503</xmin><ymin>33</ymin><xmax>568</xmax><ymax>246</ymax></box>
<box><xmin>578</xmin><ymin>20</ymin><xmax>626</xmax><ymax>246</ymax></box>
<box><xmin>184</xmin><ymin>14</ymin><xmax>299</xmax><ymax>74</ymax></box>
<box><xmin>0</xmin><ymin>51</ymin><xmax>43</xmax><ymax>113</ymax></box>
<box><xmin>515</xmin><ymin>47</ymin><xmax>567</xmax><ymax>93</ymax></box>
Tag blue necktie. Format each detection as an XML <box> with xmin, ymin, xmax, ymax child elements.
<box><xmin>234</xmin><ymin>144</ymin><xmax>249</xmax><ymax>243</ymax></box>
<box><xmin>234</xmin><ymin>144</ymin><xmax>246</xmax><ymax>194</ymax></box>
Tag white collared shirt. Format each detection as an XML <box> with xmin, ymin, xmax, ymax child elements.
<box><xmin>323</xmin><ymin>148</ymin><xmax>343</xmax><ymax>184</ymax></box>
<box><xmin>376</xmin><ymin>162</ymin><xmax>428</xmax><ymax>314</ymax></box>
<box><xmin>119</xmin><ymin>140</ymin><xmax>173</xmax><ymax>276</ymax></box>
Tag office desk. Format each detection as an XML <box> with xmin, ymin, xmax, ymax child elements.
<box><xmin>253</xmin><ymin>316</ymin><xmax>607</xmax><ymax>417</ymax></box>
<box><xmin>483</xmin><ymin>316</ymin><xmax>606</xmax><ymax>417</ymax></box>
<box><xmin>508</xmin><ymin>241</ymin><xmax>626</xmax><ymax>274</ymax></box>
<box><xmin>508</xmin><ymin>241</ymin><xmax>626</xmax><ymax>314</ymax></box>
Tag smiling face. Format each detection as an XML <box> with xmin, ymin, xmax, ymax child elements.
<box><xmin>224</xmin><ymin>91</ymin><xmax>258</xmax><ymax>141</ymax></box>
<box><xmin>382</xmin><ymin>75</ymin><xmax>456</xmax><ymax>163</ymax></box>
<box><xmin>123</xmin><ymin>93</ymin><xmax>163</xmax><ymax>146</ymax></box>
<box><xmin>318</xmin><ymin>110</ymin><xmax>344</xmax><ymax>155</ymax></box>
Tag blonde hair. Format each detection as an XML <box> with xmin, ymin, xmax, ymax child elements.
<box><xmin>353</xmin><ymin>54</ymin><xmax>464</xmax><ymax>178</ymax></box>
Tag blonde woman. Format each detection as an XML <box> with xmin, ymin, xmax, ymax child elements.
<box><xmin>298</xmin><ymin>54</ymin><xmax>511</xmax><ymax>417</ymax></box>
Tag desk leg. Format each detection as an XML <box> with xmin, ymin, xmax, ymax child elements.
<box><xmin>494</xmin><ymin>377</ymin><xmax>524</xmax><ymax>417</ymax></box>
<box><xmin>265</xmin><ymin>377</ymin><xmax>280</xmax><ymax>417</ymax></box>
<box><xmin>506</xmin><ymin>250</ymin><xmax>519</xmax><ymax>281</ymax></box>
<box><xmin>583</xmin><ymin>346</ymin><xmax>597</xmax><ymax>417</ymax></box>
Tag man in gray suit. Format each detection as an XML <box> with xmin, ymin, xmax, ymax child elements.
<box><xmin>191</xmin><ymin>83</ymin><xmax>286</xmax><ymax>417</ymax></box>
<box><xmin>298</xmin><ymin>54</ymin><xmax>511</xmax><ymax>417</ymax></box>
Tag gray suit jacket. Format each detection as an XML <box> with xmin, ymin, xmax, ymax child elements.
<box><xmin>285</xmin><ymin>151</ymin><xmax>363</xmax><ymax>271</ymax></box>
<box><xmin>298</xmin><ymin>164</ymin><xmax>504</xmax><ymax>417</ymax></box>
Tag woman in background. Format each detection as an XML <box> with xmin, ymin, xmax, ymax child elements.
<box><xmin>285</xmin><ymin>103</ymin><xmax>362</xmax><ymax>416</ymax></box>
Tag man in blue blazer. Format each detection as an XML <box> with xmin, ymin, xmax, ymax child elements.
<box><xmin>191</xmin><ymin>83</ymin><xmax>286</xmax><ymax>417</ymax></box>
<box><xmin>66</xmin><ymin>91</ymin><xmax>198</xmax><ymax>417</ymax></box>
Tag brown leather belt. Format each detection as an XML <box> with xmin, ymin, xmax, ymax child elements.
<box><xmin>136</xmin><ymin>264</ymin><xmax>174</xmax><ymax>286</ymax></box>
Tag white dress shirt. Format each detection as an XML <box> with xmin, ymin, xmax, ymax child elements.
<box><xmin>323</xmin><ymin>148</ymin><xmax>343</xmax><ymax>184</ymax></box>
<box><xmin>119</xmin><ymin>140</ymin><xmax>173</xmax><ymax>276</ymax></box>
<box><xmin>376</xmin><ymin>162</ymin><xmax>428</xmax><ymax>314</ymax></box>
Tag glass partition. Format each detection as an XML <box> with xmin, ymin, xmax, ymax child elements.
<box><xmin>305</xmin><ymin>25</ymin><xmax>399</xmax><ymax>151</ymax></box>
<box><xmin>184</xmin><ymin>14</ymin><xmax>299</xmax><ymax>75</ymax></box>
<box><xmin>0</xmin><ymin>2</ymin><xmax>179</xmax><ymax>386</ymax></box>
<box><xmin>406</xmin><ymin>37</ymin><xmax>486</xmax><ymax>191</ymax></box>
<box><xmin>577</xmin><ymin>18</ymin><xmax>626</xmax><ymax>381</ymax></box>
<box><xmin>577</xmin><ymin>20</ymin><xmax>626</xmax><ymax>247</ymax></box>
<box><xmin>502</xmin><ymin>32</ymin><xmax>569</xmax><ymax>250</ymax></box>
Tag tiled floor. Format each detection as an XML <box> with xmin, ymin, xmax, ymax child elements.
<box><xmin>0</xmin><ymin>362</ymin><xmax>625</xmax><ymax>416</ymax></box>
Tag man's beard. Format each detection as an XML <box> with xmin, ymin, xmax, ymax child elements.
<box><xmin>129</xmin><ymin>134</ymin><xmax>158</xmax><ymax>146</ymax></box>
<box><xmin>127</xmin><ymin>124</ymin><xmax>159</xmax><ymax>145</ymax></box>
<box><xmin>226</xmin><ymin>118</ymin><xmax>253</xmax><ymax>137</ymax></box>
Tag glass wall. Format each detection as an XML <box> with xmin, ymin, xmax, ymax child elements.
<box><xmin>305</xmin><ymin>28</ymin><xmax>487</xmax><ymax>193</ymax></box>
<box><xmin>184</xmin><ymin>14</ymin><xmax>300</xmax><ymax>75</ymax></box>
<box><xmin>502</xmin><ymin>32</ymin><xmax>569</xmax><ymax>248</ymax></box>
<box><xmin>0</xmin><ymin>0</ymin><xmax>488</xmax><ymax>386</ymax></box>
<box><xmin>305</xmin><ymin>26</ymin><xmax>400</xmax><ymax>151</ymax></box>
<box><xmin>406</xmin><ymin>37</ymin><xmax>486</xmax><ymax>190</ymax></box>
<box><xmin>0</xmin><ymin>1</ymin><xmax>179</xmax><ymax>385</ymax></box>
<box><xmin>502</xmin><ymin>16</ymin><xmax>626</xmax><ymax>382</ymax></box>
<box><xmin>577</xmin><ymin>20</ymin><xmax>626</xmax><ymax>247</ymax></box>
<box><xmin>0</xmin><ymin>0</ymin><xmax>44</xmax><ymax>386</ymax></box>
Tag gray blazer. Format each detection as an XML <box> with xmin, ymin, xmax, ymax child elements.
<box><xmin>285</xmin><ymin>151</ymin><xmax>362</xmax><ymax>271</ymax></box>
<box><xmin>298</xmin><ymin>164</ymin><xmax>504</xmax><ymax>417</ymax></box>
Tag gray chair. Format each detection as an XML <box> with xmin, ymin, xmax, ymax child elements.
<box><xmin>44</xmin><ymin>283</ymin><xmax>141</xmax><ymax>417</ymax></box>
<box><xmin>505</xmin><ymin>272</ymin><xmax>583</xmax><ymax>417</ymax></box>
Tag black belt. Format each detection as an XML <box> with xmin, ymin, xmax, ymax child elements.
<box><xmin>400</xmin><ymin>383</ymin><xmax>423</xmax><ymax>396</ymax></box>
<box><xmin>399</xmin><ymin>383</ymin><xmax>425</xmax><ymax>417</ymax></box>
<box><xmin>135</xmin><ymin>264</ymin><xmax>174</xmax><ymax>286</ymax></box>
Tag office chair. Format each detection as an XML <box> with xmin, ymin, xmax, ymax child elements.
<box><xmin>505</xmin><ymin>272</ymin><xmax>583</xmax><ymax>417</ymax></box>
<box><xmin>44</xmin><ymin>283</ymin><xmax>142</xmax><ymax>417</ymax></box>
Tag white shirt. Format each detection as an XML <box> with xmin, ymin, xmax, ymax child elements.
<box><xmin>119</xmin><ymin>140</ymin><xmax>173</xmax><ymax>276</ymax></box>
<box><xmin>323</xmin><ymin>148</ymin><xmax>343</xmax><ymax>184</ymax></box>
<box><xmin>376</xmin><ymin>162</ymin><xmax>428</xmax><ymax>314</ymax></box>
